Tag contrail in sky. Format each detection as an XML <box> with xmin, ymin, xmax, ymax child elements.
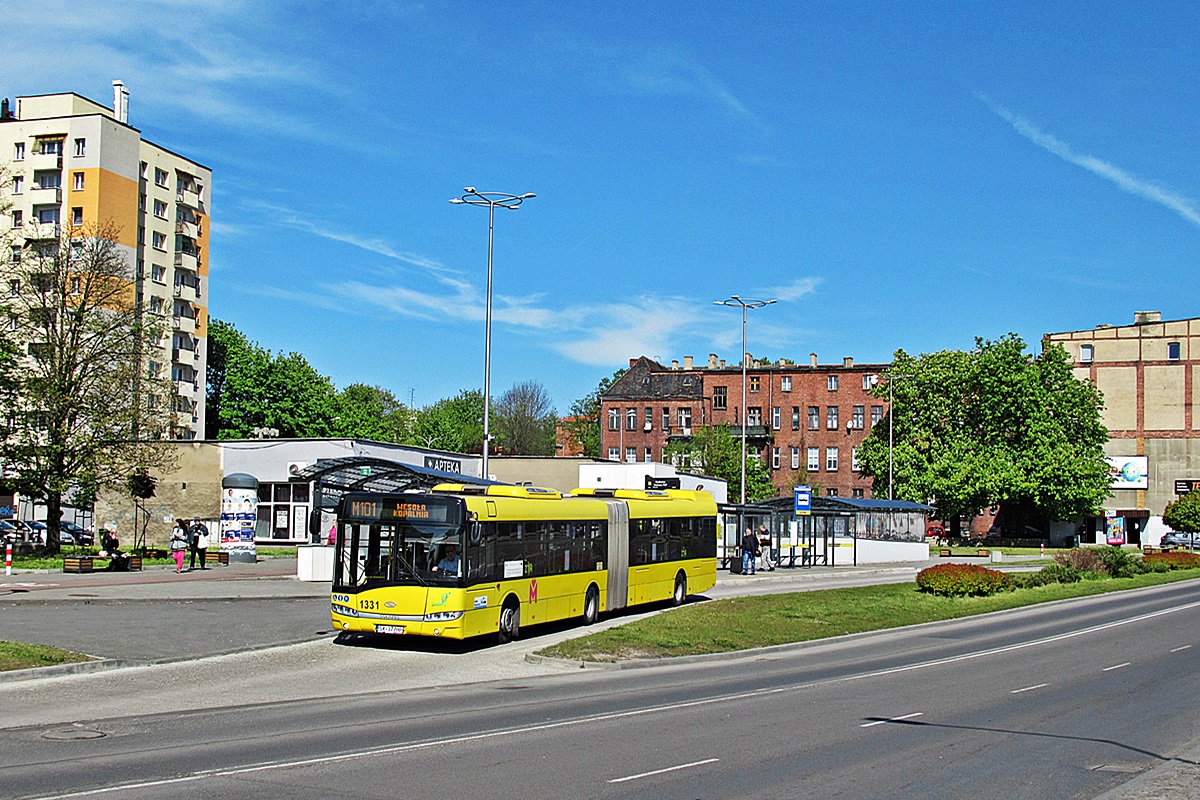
<box><xmin>981</xmin><ymin>94</ymin><xmax>1200</xmax><ymax>228</ymax></box>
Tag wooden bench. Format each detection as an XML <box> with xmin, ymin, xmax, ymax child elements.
<box><xmin>939</xmin><ymin>548</ymin><xmax>953</xmax><ymax>557</ymax></box>
<box><xmin>205</xmin><ymin>550</ymin><xmax>229</xmax><ymax>565</ymax></box>
<box><xmin>62</xmin><ymin>555</ymin><xmax>143</xmax><ymax>573</ymax></box>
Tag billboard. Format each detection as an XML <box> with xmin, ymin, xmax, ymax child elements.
<box><xmin>1107</xmin><ymin>456</ymin><xmax>1148</xmax><ymax>490</ymax></box>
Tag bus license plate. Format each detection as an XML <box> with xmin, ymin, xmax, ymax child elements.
<box><xmin>375</xmin><ymin>624</ymin><xmax>406</xmax><ymax>635</ymax></box>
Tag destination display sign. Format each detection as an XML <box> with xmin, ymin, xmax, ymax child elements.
<box><xmin>342</xmin><ymin>495</ymin><xmax>455</xmax><ymax>524</ymax></box>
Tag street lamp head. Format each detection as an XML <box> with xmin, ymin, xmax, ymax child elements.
<box><xmin>449</xmin><ymin>198</ymin><xmax>465</xmax><ymax>204</ymax></box>
<box><xmin>520</xmin><ymin>193</ymin><xmax>536</xmax><ymax>199</ymax></box>
<box><xmin>464</xmin><ymin>186</ymin><xmax>476</xmax><ymax>193</ymax></box>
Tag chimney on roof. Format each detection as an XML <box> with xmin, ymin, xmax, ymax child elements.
<box><xmin>843</xmin><ymin>357</ymin><xmax>854</xmax><ymax>367</ymax></box>
<box><xmin>708</xmin><ymin>353</ymin><xmax>718</xmax><ymax>369</ymax></box>
<box><xmin>629</xmin><ymin>358</ymin><xmax>638</xmax><ymax>368</ymax></box>
<box><xmin>720</xmin><ymin>359</ymin><xmax>726</xmax><ymax>368</ymax></box>
<box><xmin>810</xmin><ymin>353</ymin><xmax>818</xmax><ymax>367</ymax></box>
<box><xmin>671</xmin><ymin>360</ymin><xmax>679</xmax><ymax>369</ymax></box>
<box><xmin>1134</xmin><ymin>310</ymin><xmax>1162</xmax><ymax>325</ymax></box>
<box><xmin>112</xmin><ymin>80</ymin><xmax>129</xmax><ymax>124</ymax></box>
<box><xmin>683</xmin><ymin>355</ymin><xmax>693</xmax><ymax>370</ymax></box>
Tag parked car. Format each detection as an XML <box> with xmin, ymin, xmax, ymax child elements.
<box><xmin>25</xmin><ymin>521</ymin><xmax>94</xmax><ymax>547</ymax></box>
<box><xmin>59</xmin><ymin>522</ymin><xmax>94</xmax><ymax>546</ymax></box>
<box><xmin>0</xmin><ymin>519</ymin><xmax>36</xmax><ymax>543</ymax></box>
<box><xmin>1160</xmin><ymin>531</ymin><xmax>1200</xmax><ymax>550</ymax></box>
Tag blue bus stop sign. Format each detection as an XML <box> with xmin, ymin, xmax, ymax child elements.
<box><xmin>794</xmin><ymin>485</ymin><xmax>811</xmax><ymax>516</ymax></box>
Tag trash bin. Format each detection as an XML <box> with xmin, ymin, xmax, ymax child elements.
<box><xmin>1062</xmin><ymin>535</ymin><xmax>1077</xmax><ymax>548</ymax></box>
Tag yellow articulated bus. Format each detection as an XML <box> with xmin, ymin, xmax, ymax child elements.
<box><xmin>330</xmin><ymin>484</ymin><xmax>717</xmax><ymax>643</ymax></box>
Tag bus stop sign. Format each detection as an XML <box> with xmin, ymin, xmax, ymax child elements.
<box><xmin>794</xmin><ymin>485</ymin><xmax>811</xmax><ymax>516</ymax></box>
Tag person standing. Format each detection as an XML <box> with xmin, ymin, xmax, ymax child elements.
<box><xmin>170</xmin><ymin>521</ymin><xmax>189</xmax><ymax>573</ymax></box>
<box><xmin>758</xmin><ymin>524</ymin><xmax>775</xmax><ymax>572</ymax></box>
<box><xmin>194</xmin><ymin>519</ymin><xmax>210</xmax><ymax>570</ymax></box>
<box><xmin>741</xmin><ymin>527</ymin><xmax>759</xmax><ymax>575</ymax></box>
<box><xmin>189</xmin><ymin>516</ymin><xmax>209</xmax><ymax>571</ymax></box>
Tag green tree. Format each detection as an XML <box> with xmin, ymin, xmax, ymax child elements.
<box><xmin>564</xmin><ymin>369</ymin><xmax>625</xmax><ymax>458</ymax></box>
<box><xmin>205</xmin><ymin>319</ymin><xmax>337</xmax><ymax>438</ymax></box>
<box><xmin>856</xmin><ymin>334</ymin><xmax>1110</xmax><ymax>531</ymax></box>
<box><xmin>0</xmin><ymin>223</ymin><xmax>178</xmax><ymax>553</ymax></box>
<box><xmin>493</xmin><ymin>380</ymin><xmax>556</xmax><ymax>455</ymax></box>
<box><xmin>1164</xmin><ymin>490</ymin><xmax>1200</xmax><ymax>533</ymax></box>
<box><xmin>664</xmin><ymin>424</ymin><xmax>775</xmax><ymax>502</ymax></box>
<box><xmin>415</xmin><ymin>390</ymin><xmax>485</xmax><ymax>454</ymax></box>
<box><xmin>333</xmin><ymin>383</ymin><xmax>415</xmax><ymax>443</ymax></box>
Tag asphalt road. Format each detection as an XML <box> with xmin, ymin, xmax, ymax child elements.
<box><xmin>2</xmin><ymin>579</ymin><xmax>1200</xmax><ymax>799</ymax></box>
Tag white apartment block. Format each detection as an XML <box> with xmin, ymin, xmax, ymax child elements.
<box><xmin>0</xmin><ymin>82</ymin><xmax>209</xmax><ymax>439</ymax></box>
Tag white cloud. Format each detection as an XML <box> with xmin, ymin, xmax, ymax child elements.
<box><xmin>982</xmin><ymin>95</ymin><xmax>1200</xmax><ymax>228</ymax></box>
<box><xmin>769</xmin><ymin>277</ymin><xmax>821</xmax><ymax>302</ymax></box>
<box><xmin>624</xmin><ymin>48</ymin><xmax>764</xmax><ymax>128</ymax></box>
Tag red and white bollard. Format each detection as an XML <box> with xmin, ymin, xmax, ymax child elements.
<box><xmin>1041</xmin><ymin>542</ymin><xmax>1045</xmax><ymax>557</ymax></box>
<box><xmin>5</xmin><ymin>543</ymin><xmax>11</xmax><ymax>576</ymax></box>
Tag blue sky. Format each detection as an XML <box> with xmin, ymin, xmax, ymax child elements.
<box><xmin>6</xmin><ymin>2</ymin><xmax>1200</xmax><ymax>413</ymax></box>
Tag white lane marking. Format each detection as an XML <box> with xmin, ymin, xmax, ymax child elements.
<box><xmin>28</xmin><ymin>596</ymin><xmax>1200</xmax><ymax>800</ymax></box>
<box><xmin>1102</xmin><ymin>662</ymin><xmax>1130</xmax><ymax>672</ymax></box>
<box><xmin>1010</xmin><ymin>683</ymin><xmax>1049</xmax><ymax>694</ymax></box>
<box><xmin>1171</xmin><ymin>645</ymin><xmax>1192</xmax><ymax>653</ymax></box>
<box><xmin>608</xmin><ymin>758</ymin><xmax>720</xmax><ymax>784</ymax></box>
<box><xmin>861</xmin><ymin>712</ymin><xmax>923</xmax><ymax>728</ymax></box>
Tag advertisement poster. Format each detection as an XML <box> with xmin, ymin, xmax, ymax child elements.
<box><xmin>1107</xmin><ymin>456</ymin><xmax>1149</xmax><ymax>490</ymax></box>
<box><xmin>1106</xmin><ymin>514</ymin><xmax>1126</xmax><ymax>546</ymax></box>
<box><xmin>220</xmin><ymin>487</ymin><xmax>258</xmax><ymax>560</ymax></box>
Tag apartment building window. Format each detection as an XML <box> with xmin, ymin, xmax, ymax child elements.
<box><xmin>852</xmin><ymin>488</ymin><xmax>865</xmax><ymax>498</ymax></box>
<box><xmin>781</xmin><ymin>375</ymin><xmax>792</xmax><ymax>392</ymax></box>
<box><xmin>71</xmin><ymin>207</ymin><xmax>83</xmax><ymax>226</ymax></box>
<box><xmin>826</xmin><ymin>447</ymin><xmax>839</xmax><ymax>471</ymax></box>
<box><xmin>852</xmin><ymin>405</ymin><xmax>865</xmax><ymax>429</ymax></box>
<box><xmin>808</xmin><ymin>406</ymin><xmax>819</xmax><ymax>430</ymax></box>
<box><xmin>749</xmin><ymin>375</ymin><xmax>760</xmax><ymax>392</ymax></box>
<box><xmin>152</xmin><ymin>231</ymin><xmax>166</xmax><ymax>251</ymax></box>
<box><xmin>38</xmin><ymin>139</ymin><xmax>62</xmax><ymax>156</ymax></box>
<box><xmin>625</xmin><ymin>447</ymin><xmax>636</xmax><ymax>464</ymax></box>
<box><xmin>608</xmin><ymin>447</ymin><xmax>620</xmax><ymax>460</ymax></box>
<box><xmin>69</xmin><ymin>276</ymin><xmax>80</xmax><ymax>295</ymax></box>
<box><xmin>11</xmin><ymin>175</ymin><xmax>22</xmax><ymax>194</ymax></box>
<box><xmin>7</xmin><ymin>313</ymin><xmax>17</xmax><ymax>331</ymax></box>
<box><xmin>14</xmin><ymin>142</ymin><xmax>24</xmax><ymax>160</ymax></box>
<box><xmin>772</xmin><ymin>406</ymin><xmax>781</xmax><ymax>430</ymax></box>
<box><xmin>791</xmin><ymin>406</ymin><xmax>800</xmax><ymax>431</ymax></box>
<box><xmin>10</xmin><ymin>210</ymin><xmax>21</xmax><ymax>229</ymax></box>
<box><xmin>871</xmin><ymin>405</ymin><xmax>884</xmax><ymax>426</ymax></box>
<box><xmin>644</xmin><ymin>407</ymin><xmax>652</xmax><ymax>430</ymax></box>
<box><xmin>807</xmin><ymin>447</ymin><xmax>820</xmax><ymax>472</ymax></box>
<box><xmin>625</xmin><ymin>407</ymin><xmax>636</xmax><ymax>431</ymax></box>
<box><xmin>137</xmin><ymin>226</ymin><xmax>145</xmax><ymax>245</ymax></box>
<box><xmin>9</xmin><ymin>246</ymin><xmax>19</xmax><ymax>264</ymax></box>
<box><xmin>827</xmin><ymin>488</ymin><xmax>839</xmax><ymax>497</ymax></box>
<box><xmin>662</xmin><ymin>407</ymin><xmax>670</xmax><ymax>430</ymax></box>
<box><xmin>607</xmin><ymin>408</ymin><xmax>619</xmax><ymax>432</ymax></box>
<box><xmin>852</xmin><ymin>447</ymin><xmax>860</xmax><ymax>472</ymax></box>
<box><xmin>747</xmin><ymin>407</ymin><xmax>762</xmax><ymax>426</ymax></box>
<box><xmin>1079</xmin><ymin>344</ymin><xmax>1094</xmax><ymax>363</ymax></box>
<box><xmin>862</xmin><ymin>374</ymin><xmax>877</xmax><ymax>390</ymax></box>
<box><xmin>826</xmin><ymin>406</ymin><xmax>839</xmax><ymax>430</ymax></box>
<box><xmin>678</xmin><ymin>407</ymin><xmax>692</xmax><ymax>429</ymax></box>
<box><xmin>828</xmin><ymin>375</ymin><xmax>838</xmax><ymax>391</ymax></box>
<box><xmin>791</xmin><ymin>446</ymin><xmax>800</xmax><ymax>469</ymax></box>
<box><xmin>73</xmin><ymin>172</ymin><xmax>84</xmax><ymax>191</ymax></box>
<box><xmin>1168</xmin><ymin>342</ymin><xmax>1181</xmax><ymax>360</ymax></box>
<box><xmin>148</xmin><ymin>361</ymin><xmax>162</xmax><ymax>378</ymax></box>
<box><xmin>37</xmin><ymin>207</ymin><xmax>58</xmax><ymax>224</ymax></box>
<box><xmin>149</xmin><ymin>296</ymin><xmax>164</xmax><ymax>314</ymax></box>
<box><xmin>34</xmin><ymin>170</ymin><xmax>60</xmax><ymax>189</ymax></box>
<box><xmin>74</xmin><ymin>138</ymin><xmax>86</xmax><ymax>157</ymax></box>
<box><xmin>154</xmin><ymin>168</ymin><xmax>168</xmax><ymax>187</ymax></box>
<box><xmin>644</xmin><ymin>447</ymin><xmax>652</xmax><ymax>463</ymax></box>
<box><xmin>713</xmin><ymin>386</ymin><xmax>727</xmax><ymax>410</ymax></box>
<box><xmin>772</xmin><ymin>447</ymin><xmax>781</xmax><ymax>470</ymax></box>
<box><xmin>151</xmin><ymin>264</ymin><xmax>166</xmax><ymax>284</ymax></box>
<box><xmin>153</xmin><ymin>200</ymin><xmax>168</xmax><ymax>219</ymax></box>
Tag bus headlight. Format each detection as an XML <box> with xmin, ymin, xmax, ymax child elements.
<box><xmin>423</xmin><ymin>611</ymin><xmax>463</xmax><ymax>622</ymax></box>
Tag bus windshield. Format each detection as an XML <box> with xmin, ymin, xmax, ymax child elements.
<box><xmin>337</xmin><ymin>519</ymin><xmax>464</xmax><ymax>589</ymax></box>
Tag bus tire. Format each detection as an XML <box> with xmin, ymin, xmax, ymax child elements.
<box><xmin>583</xmin><ymin>585</ymin><xmax>600</xmax><ymax>625</ymax></box>
<box><xmin>672</xmin><ymin>572</ymin><xmax>687</xmax><ymax>606</ymax></box>
<box><xmin>498</xmin><ymin>598</ymin><xmax>521</xmax><ymax>643</ymax></box>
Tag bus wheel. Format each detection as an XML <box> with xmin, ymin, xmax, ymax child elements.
<box><xmin>583</xmin><ymin>585</ymin><xmax>600</xmax><ymax>625</ymax></box>
<box><xmin>498</xmin><ymin>598</ymin><xmax>521</xmax><ymax>643</ymax></box>
<box><xmin>672</xmin><ymin>573</ymin><xmax>687</xmax><ymax>606</ymax></box>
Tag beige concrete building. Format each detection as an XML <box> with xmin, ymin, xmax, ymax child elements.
<box><xmin>1045</xmin><ymin>310</ymin><xmax>1200</xmax><ymax>544</ymax></box>
<box><xmin>0</xmin><ymin>82</ymin><xmax>209</xmax><ymax>439</ymax></box>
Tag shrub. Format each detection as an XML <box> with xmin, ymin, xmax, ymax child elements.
<box><xmin>1012</xmin><ymin>570</ymin><xmax>1057</xmax><ymax>589</ymax></box>
<box><xmin>1038</xmin><ymin>563</ymin><xmax>1082</xmax><ymax>584</ymax></box>
<box><xmin>1144</xmin><ymin>551</ymin><xmax>1200</xmax><ymax>570</ymax></box>
<box><xmin>1054</xmin><ymin>548</ymin><xmax>1106</xmax><ymax>575</ymax></box>
<box><xmin>916</xmin><ymin>563</ymin><xmax>1014</xmax><ymax>597</ymax></box>
<box><xmin>1096</xmin><ymin>546</ymin><xmax>1140</xmax><ymax>578</ymax></box>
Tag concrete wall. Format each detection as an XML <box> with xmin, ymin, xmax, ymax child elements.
<box><xmin>488</xmin><ymin>457</ymin><xmax>603</xmax><ymax>493</ymax></box>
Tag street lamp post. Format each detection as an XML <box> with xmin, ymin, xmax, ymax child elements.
<box><xmin>714</xmin><ymin>295</ymin><xmax>776</xmax><ymax>504</ymax></box>
<box><xmin>885</xmin><ymin>373</ymin><xmax>916</xmax><ymax>501</ymax></box>
<box><xmin>450</xmin><ymin>187</ymin><xmax>535</xmax><ymax>481</ymax></box>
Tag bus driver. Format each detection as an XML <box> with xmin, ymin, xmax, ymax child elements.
<box><xmin>435</xmin><ymin>545</ymin><xmax>460</xmax><ymax>576</ymax></box>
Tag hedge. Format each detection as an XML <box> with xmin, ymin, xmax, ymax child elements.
<box><xmin>916</xmin><ymin>563</ymin><xmax>1014</xmax><ymax>597</ymax></box>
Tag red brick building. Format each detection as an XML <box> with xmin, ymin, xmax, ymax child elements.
<box><xmin>600</xmin><ymin>353</ymin><xmax>891</xmax><ymax>499</ymax></box>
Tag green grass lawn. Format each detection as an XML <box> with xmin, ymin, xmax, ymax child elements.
<box><xmin>537</xmin><ymin>568</ymin><xmax>1200</xmax><ymax>662</ymax></box>
<box><xmin>0</xmin><ymin>641</ymin><xmax>94</xmax><ymax>672</ymax></box>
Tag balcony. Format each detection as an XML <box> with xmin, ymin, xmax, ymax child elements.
<box><xmin>175</xmin><ymin>219</ymin><xmax>200</xmax><ymax>239</ymax></box>
<box><xmin>174</xmin><ymin>379</ymin><xmax>198</xmax><ymax>398</ymax></box>
<box><xmin>28</xmin><ymin>151</ymin><xmax>63</xmax><ymax>171</ymax></box>
<box><xmin>176</xmin><ymin>185</ymin><xmax>204</xmax><ymax>212</ymax></box>
<box><xmin>172</xmin><ymin>314</ymin><xmax>196</xmax><ymax>334</ymax></box>
<box><xmin>174</xmin><ymin>250</ymin><xmax>200</xmax><ymax>271</ymax></box>
<box><xmin>28</xmin><ymin>185</ymin><xmax>62</xmax><ymax>204</ymax></box>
